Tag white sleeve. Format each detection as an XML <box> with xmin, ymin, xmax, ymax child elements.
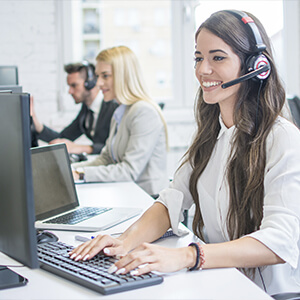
<box><xmin>156</xmin><ymin>162</ymin><xmax>194</xmax><ymax>235</ymax></box>
<box><xmin>246</xmin><ymin>120</ymin><xmax>300</xmax><ymax>268</ymax></box>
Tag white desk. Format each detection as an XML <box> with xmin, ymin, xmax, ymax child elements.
<box><xmin>0</xmin><ymin>182</ymin><xmax>272</xmax><ymax>300</ymax></box>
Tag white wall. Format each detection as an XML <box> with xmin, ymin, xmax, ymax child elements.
<box><xmin>283</xmin><ymin>0</ymin><xmax>300</xmax><ymax>97</ymax></box>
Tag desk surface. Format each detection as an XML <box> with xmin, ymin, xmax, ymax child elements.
<box><xmin>1</xmin><ymin>182</ymin><xmax>272</xmax><ymax>300</ymax></box>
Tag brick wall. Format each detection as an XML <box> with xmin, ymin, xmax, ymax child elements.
<box><xmin>0</xmin><ymin>0</ymin><xmax>77</xmax><ymax>129</ymax></box>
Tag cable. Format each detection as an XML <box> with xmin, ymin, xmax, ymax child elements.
<box><xmin>258</xmin><ymin>267</ymin><xmax>267</xmax><ymax>293</ymax></box>
<box><xmin>255</xmin><ymin>80</ymin><xmax>264</xmax><ymax>134</ymax></box>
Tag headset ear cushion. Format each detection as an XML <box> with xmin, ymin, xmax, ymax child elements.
<box><xmin>246</xmin><ymin>54</ymin><xmax>271</xmax><ymax>80</ymax></box>
<box><xmin>84</xmin><ymin>79</ymin><xmax>96</xmax><ymax>90</ymax></box>
<box><xmin>83</xmin><ymin>63</ymin><xmax>97</xmax><ymax>90</ymax></box>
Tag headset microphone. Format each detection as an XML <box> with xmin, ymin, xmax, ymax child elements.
<box><xmin>221</xmin><ymin>64</ymin><xmax>270</xmax><ymax>89</ymax></box>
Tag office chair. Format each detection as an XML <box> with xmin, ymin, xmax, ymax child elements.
<box><xmin>287</xmin><ymin>95</ymin><xmax>300</xmax><ymax>129</ymax></box>
<box><xmin>271</xmin><ymin>293</ymin><xmax>300</xmax><ymax>300</ymax></box>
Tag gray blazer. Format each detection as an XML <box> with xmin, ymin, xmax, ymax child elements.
<box><xmin>73</xmin><ymin>101</ymin><xmax>169</xmax><ymax>195</ymax></box>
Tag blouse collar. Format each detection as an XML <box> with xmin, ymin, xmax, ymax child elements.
<box><xmin>113</xmin><ymin>104</ymin><xmax>127</xmax><ymax>128</ymax></box>
<box><xmin>217</xmin><ymin>114</ymin><xmax>236</xmax><ymax>140</ymax></box>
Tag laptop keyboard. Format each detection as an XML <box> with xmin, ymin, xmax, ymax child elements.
<box><xmin>37</xmin><ymin>241</ymin><xmax>163</xmax><ymax>295</ymax></box>
<box><xmin>44</xmin><ymin>207</ymin><xmax>112</xmax><ymax>225</ymax></box>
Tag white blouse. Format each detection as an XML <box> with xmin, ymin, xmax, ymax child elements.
<box><xmin>156</xmin><ymin>116</ymin><xmax>300</xmax><ymax>295</ymax></box>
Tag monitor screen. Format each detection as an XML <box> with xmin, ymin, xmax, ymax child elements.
<box><xmin>31</xmin><ymin>144</ymin><xmax>78</xmax><ymax>221</ymax></box>
<box><xmin>0</xmin><ymin>66</ymin><xmax>18</xmax><ymax>85</ymax></box>
<box><xmin>0</xmin><ymin>92</ymin><xmax>38</xmax><ymax>269</ymax></box>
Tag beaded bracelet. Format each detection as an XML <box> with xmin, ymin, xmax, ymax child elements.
<box><xmin>188</xmin><ymin>242</ymin><xmax>205</xmax><ymax>271</ymax></box>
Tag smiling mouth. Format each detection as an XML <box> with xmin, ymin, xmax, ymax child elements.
<box><xmin>202</xmin><ymin>81</ymin><xmax>222</xmax><ymax>88</ymax></box>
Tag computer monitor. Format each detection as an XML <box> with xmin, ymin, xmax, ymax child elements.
<box><xmin>0</xmin><ymin>85</ymin><xmax>22</xmax><ymax>93</ymax></box>
<box><xmin>0</xmin><ymin>66</ymin><xmax>19</xmax><ymax>85</ymax></box>
<box><xmin>0</xmin><ymin>92</ymin><xmax>38</xmax><ymax>269</ymax></box>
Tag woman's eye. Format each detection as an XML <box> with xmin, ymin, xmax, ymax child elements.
<box><xmin>194</xmin><ymin>57</ymin><xmax>202</xmax><ymax>63</ymax></box>
<box><xmin>194</xmin><ymin>57</ymin><xmax>203</xmax><ymax>68</ymax></box>
<box><xmin>102</xmin><ymin>74</ymin><xmax>112</xmax><ymax>79</ymax></box>
<box><xmin>214</xmin><ymin>56</ymin><xmax>225</xmax><ymax>61</ymax></box>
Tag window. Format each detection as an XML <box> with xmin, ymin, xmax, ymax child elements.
<box><xmin>72</xmin><ymin>0</ymin><xmax>174</xmax><ymax>105</ymax></box>
<box><xmin>69</xmin><ymin>0</ymin><xmax>284</xmax><ymax>108</ymax></box>
<box><xmin>81</xmin><ymin>1</ymin><xmax>102</xmax><ymax>61</ymax></box>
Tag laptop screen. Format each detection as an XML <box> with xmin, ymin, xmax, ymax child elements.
<box><xmin>31</xmin><ymin>144</ymin><xmax>79</xmax><ymax>221</ymax></box>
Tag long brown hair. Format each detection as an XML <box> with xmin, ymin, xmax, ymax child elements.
<box><xmin>182</xmin><ymin>11</ymin><xmax>286</xmax><ymax>242</ymax></box>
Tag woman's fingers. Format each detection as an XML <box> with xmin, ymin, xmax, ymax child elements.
<box><xmin>69</xmin><ymin>235</ymin><xmax>103</xmax><ymax>260</ymax></box>
<box><xmin>108</xmin><ymin>243</ymin><xmax>165</xmax><ymax>275</ymax></box>
<box><xmin>102</xmin><ymin>245</ymin><xmax>126</xmax><ymax>257</ymax></box>
<box><xmin>130</xmin><ymin>262</ymin><xmax>158</xmax><ymax>276</ymax></box>
<box><xmin>69</xmin><ymin>234</ymin><xmax>123</xmax><ymax>261</ymax></box>
<box><xmin>113</xmin><ymin>247</ymin><xmax>154</xmax><ymax>274</ymax></box>
<box><xmin>108</xmin><ymin>243</ymin><xmax>190</xmax><ymax>275</ymax></box>
<box><xmin>108</xmin><ymin>251</ymin><xmax>153</xmax><ymax>275</ymax></box>
<box><xmin>70</xmin><ymin>239</ymin><xmax>190</xmax><ymax>277</ymax></box>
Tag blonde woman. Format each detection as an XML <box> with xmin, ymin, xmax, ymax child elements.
<box><xmin>72</xmin><ymin>46</ymin><xmax>169</xmax><ymax>196</ymax></box>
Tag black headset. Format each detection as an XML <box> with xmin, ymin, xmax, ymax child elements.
<box><xmin>82</xmin><ymin>61</ymin><xmax>97</xmax><ymax>90</ymax></box>
<box><xmin>225</xmin><ymin>10</ymin><xmax>271</xmax><ymax>82</ymax></box>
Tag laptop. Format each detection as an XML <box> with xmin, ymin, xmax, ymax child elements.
<box><xmin>31</xmin><ymin>144</ymin><xmax>142</xmax><ymax>232</ymax></box>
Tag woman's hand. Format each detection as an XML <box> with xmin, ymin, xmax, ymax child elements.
<box><xmin>49</xmin><ymin>138</ymin><xmax>74</xmax><ymax>152</ymax></box>
<box><xmin>72</xmin><ymin>170</ymin><xmax>80</xmax><ymax>181</ymax></box>
<box><xmin>30</xmin><ymin>95</ymin><xmax>44</xmax><ymax>133</ymax></box>
<box><xmin>69</xmin><ymin>234</ymin><xmax>128</xmax><ymax>261</ymax></box>
<box><xmin>49</xmin><ymin>138</ymin><xmax>93</xmax><ymax>154</ymax></box>
<box><xmin>108</xmin><ymin>243</ymin><xmax>196</xmax><ymax>276</ymax></box>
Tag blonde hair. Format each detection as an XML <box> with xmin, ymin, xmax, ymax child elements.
<box><xmin>96</xmin><ymin>45</ymin><xmax>168</xmax><ymax>146</ymax></box>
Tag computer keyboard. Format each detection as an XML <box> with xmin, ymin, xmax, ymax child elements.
<box><xmin>44</xmin><ymin>207</ymin><xmax>111</xmax><ymax>225</ymax></box>
<box><xmin>37</xmin><ymin>241</ymin><xmax>163</xmax><ymax>295</ymax></box>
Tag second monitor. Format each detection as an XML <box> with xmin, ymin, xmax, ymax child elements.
<box><xmin>0</xmin><ymin>65</ymin><xmax>19</xmax><ymax>86</ymax></box>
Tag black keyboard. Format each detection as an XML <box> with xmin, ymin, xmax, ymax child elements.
<box><xmin>37</xmin><ymin>241</ymin><xmax>163</xmax><ymax>295</ymax></box>
<box><xmin>44</xmin><ymin>207</ymin><xmax>111</xmax><ymax>225</ymax></box>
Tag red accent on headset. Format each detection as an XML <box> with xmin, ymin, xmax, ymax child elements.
<box><xmin>241</xmin><ymin>16</ymin><xmax>254</xmax><ymax>24</ymax></box>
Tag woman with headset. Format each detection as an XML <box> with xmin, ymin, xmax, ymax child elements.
<box><xmin>72</xmin><ymin>45</ymin><xmax>169</xmax><ymax>196</ymax></box>
<box><xmin>70</xmin><ymin>11</ymin><xmax>300</xmax><ymax>295</ymax></box>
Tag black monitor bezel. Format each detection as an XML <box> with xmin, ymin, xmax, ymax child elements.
<box><xmin>0</xmin><ymin>92</ymin><xmax>38</xmax><ymax>269</ymax></box>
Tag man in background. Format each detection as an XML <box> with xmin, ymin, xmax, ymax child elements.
<box><xmin>31</xmin><ymin>62</ymin><xmax>118</xmax><ymax>155</ymax></box>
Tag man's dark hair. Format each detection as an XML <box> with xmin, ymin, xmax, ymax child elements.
<box><xmin>64</xmin><ymin>62</ymin><xmax>95</xmax><ymax>80</ymax></box>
